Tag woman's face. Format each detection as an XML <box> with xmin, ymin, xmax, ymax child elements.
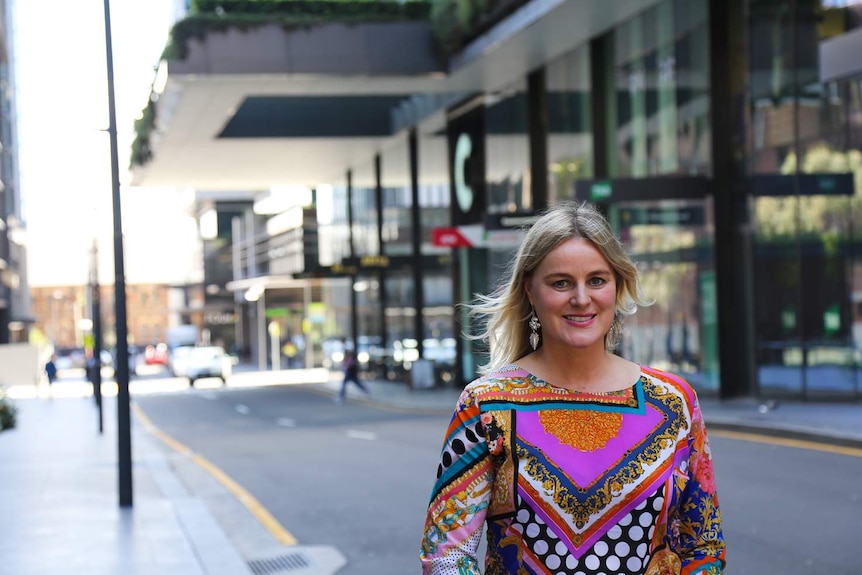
<box><xmin>525</xmin><ymin>237</ymin><xmax>617</xmax><ymax>354</ymax></box>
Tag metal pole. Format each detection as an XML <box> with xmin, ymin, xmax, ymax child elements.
<box><xmin>409</xmin><ymin>129</ymin><xmax>425</xmax><ymax>359</ymax></box>
<box><xmin>257</xmin><ymin>294</ymin><xmax>267</xmax><ymax>370</ymax></box>
<box><xmin>102</xmin><ymin>0</ymin><xmax>132</xmax><ymax>507</ymax></box>
<box><xmin>90</xmin><ymin>241</ymin><xmax>103</xmax><ymax>434</ymax></box>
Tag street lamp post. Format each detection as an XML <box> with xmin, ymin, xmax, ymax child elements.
<box><xmin>102</xmin><ymin>0</ymin><xmax>132</xmax><ymax>508</ymax></box>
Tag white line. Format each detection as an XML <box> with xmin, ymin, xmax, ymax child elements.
<box><xmin>235</xmin><ymin>404</ymin><xmax>250</xmax><ymax>415</ymax></box>
<box><xmin>277</xmin><ymin>418</ymin><xmax>296</xmax><ymax>427</ymax></box>
<box><xmin>346</xmin><ymin>430</ymin><xmax>377</xmax><ymax>441</ymax></box>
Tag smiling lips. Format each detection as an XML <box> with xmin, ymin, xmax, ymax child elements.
<box><xmin>564</xmin><ymin>314</ymin><xmax>597</xmax><ymax>325</ymax></box>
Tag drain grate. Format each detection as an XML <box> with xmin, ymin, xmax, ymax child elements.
<box><xmin>247</xmin><ymin>552</ymin><xmax>312</xmax><ymax>574</ymax></box>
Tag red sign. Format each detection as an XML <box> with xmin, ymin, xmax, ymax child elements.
<box><xmin>432</xmin><ymin>227</ymin><xmax>472</xmax><ymax>247</ymax></box>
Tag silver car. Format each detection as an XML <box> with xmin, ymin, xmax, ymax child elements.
<box><xmin>185</xmin><ymin>346</ymin><xmax>232</xmax><ymax>386</ymax></box>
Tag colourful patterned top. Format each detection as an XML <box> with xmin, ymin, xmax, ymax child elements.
<box><xmin>420</xmin><ymin>364</ymin><xmax>725</xmax><ymax>575</ymax></box>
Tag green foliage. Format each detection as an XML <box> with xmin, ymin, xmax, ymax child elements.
<box><xmin>0</xmin><ymin>389</ymin><xmax>17</xmax><ymax>431</ymax></box>
<box><xmin>165</xmin><ymin>0</ymin><xmax>433</xmax><ymax>60</ymax></box>
<box><xmin>130</xmin><ymin>97</ymin><xmax>157</xmax><ymax>168</ymax></box>
<box><xmin>755</xmin><ymin>144</ymin><xmax>862</xmax><ymax>242</ymax></box>
<box><xmin>430</xmin><ymin>0</ymin><xmax>526</xmax><ymax>54</ymax></box>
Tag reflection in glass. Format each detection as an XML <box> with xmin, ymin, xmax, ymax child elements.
<box><xmin>486</xmin><ymin>79</ymin><xmax>531</xmax><ymax>213</ymax></box>
<box><xmin>546</xmin><ymin>44</ymin><xmax>593</xmax><ymax>204</ymax></box>
<box><xmin>615</xmin><ymin>198</ymin><xmax>718</xmax><ymax>390</ymax></box>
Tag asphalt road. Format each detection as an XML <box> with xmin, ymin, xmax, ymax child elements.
<box><xmin>134</xmin><ymin>382</ymin><xmax>862</xmax><ymax>575</ymax></box>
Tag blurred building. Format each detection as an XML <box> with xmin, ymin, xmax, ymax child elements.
<box><xmin>0</xmin><ymin>0</ymin><xmax>32</xmax><ymax>344</ymax></box>
<box><xmin>131</xmin><ymin>0</ymin><xmax>862</xmax><ymax>401</ymax></box>
<box><xmin>30</xmin><ymin>283</ymin><xmax>203</xmax><ymax>353</ymax></box>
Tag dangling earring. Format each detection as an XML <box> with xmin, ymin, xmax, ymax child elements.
<box><xmin>606</xmin><ymin>313</ymin><xmax>623</xmax><ymax>351</ymax></box>
<box><xmin>529</xmin><ymin>308</ymin><xmax>541</xmax><ymax>350</ymax></box>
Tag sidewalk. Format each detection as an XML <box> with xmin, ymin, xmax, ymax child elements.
<box><xmin>1</xmin><ymin>370</ymin><xmax>860</xmax><ymax>575</ymax></box>
<box><xmin>0</xmin><ymin>393</ymin><xmax>252</xmax><ymax>575</ymax></box>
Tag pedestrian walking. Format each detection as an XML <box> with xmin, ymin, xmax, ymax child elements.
<box><xmin>419</xmin><ymin>201</ymin><xmax>726</xmax><ymax>574</ymax></box>
<box><xmin>336</xmin><ymin>350</ymin><xmax>369</xmax><ymax>403</ymax></box>
<box><xmin>45</xmin><ymin>355</ymin><xmax>57</xmax><ymax>386</ymax></box>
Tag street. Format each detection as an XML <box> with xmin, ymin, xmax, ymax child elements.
<box><xmin>130</xmin><ymin>377</ymin><xmax>862</xmax><ymax>575</ymax></box>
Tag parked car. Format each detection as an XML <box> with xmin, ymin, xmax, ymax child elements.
<box><xmin>186</xmin><ymin>346</ymin><xmax>232</xmax><ymax>386</ymax></box>
<box><xmin>144</xmin><ymin>343</ymin><xmax>169</xmax><ymax>366</ymax></box>
<box><xmin>168</xmin><ymin>345</ymin><xmax>194</xmax><ymax>377</ymax></box>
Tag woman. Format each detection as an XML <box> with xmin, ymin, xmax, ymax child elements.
<box><xmin>419</xmin><ymin>201</ymin><xmax>725</xmax><ymax>574</ymax></box>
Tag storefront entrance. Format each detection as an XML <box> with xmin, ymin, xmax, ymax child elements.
<box><xmin>578</xmin><ymin>178</ymin><xmax>719</xmax><ymax>393</ymax></box>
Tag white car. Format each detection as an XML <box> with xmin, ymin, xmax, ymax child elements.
<box><xmin>168</xmin><ymin>345</ymin><xmax>194</xmax><ymax>377</ymax></box>
<box><xmin>186</xmin><ymin>346</ymin><xmax>232</xmax><ymax>386</ymax></box>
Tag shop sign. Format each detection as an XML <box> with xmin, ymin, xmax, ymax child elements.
<box><xmin>590</xmin><ymin>181</ymin><xmax>613</xmax><ymax>201</ymax></box>
<box><xmin>619</xmin><ymin>206</ymin><xmax>705</xmax><ymax>226</ymax></box>
<box><xmin>432</xmin><ymin>225</ymin><xmax>484</xmax><ymax>247</ymax></box>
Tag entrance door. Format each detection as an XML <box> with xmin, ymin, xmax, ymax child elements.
<box><xmin>608</xmin><ymin>197</ymin><xmax>719</xmax><ymax>391</ymax></box>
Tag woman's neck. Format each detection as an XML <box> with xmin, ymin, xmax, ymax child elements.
<box><xmin>518</xmin><ymin>344</ymin><xmax>637</xmax><ymax>392</ymax></box>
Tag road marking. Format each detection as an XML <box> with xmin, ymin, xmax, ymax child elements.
<box><xmin>132</xmin><ymin>403</ymin><xmax>298</xmax><ymax>546</ymax></box>
<box><xmin>277</xmin><ymin>417</ymin><xmax>296</xmax><ymax>427</ymax></box>
<box><xmin>235</xmin><ymin>403</ymin><xmax>250</xmax><ymax>415</ymax></box>
<box><xmin>712</xmin><ymin>429</ymin><xmax>862</xmax><ymax>458</ymax></box>
<box><xmin>346</xmin><ymin>430</ymin><xmax>377</xmax><ymax>441</ymax></box>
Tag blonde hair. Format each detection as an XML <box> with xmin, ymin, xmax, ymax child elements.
<box><xmin>465</xmin><ymin>201</ymin><xmax>650</xmax><ymax>375</ymax></box>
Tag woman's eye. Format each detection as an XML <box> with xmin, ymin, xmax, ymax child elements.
<box><xmin>589</xmin><ymin>277</ymin><xmax>606</xmax><ymax>286</ymax></box>
<box><xmin>552</xmin><ymin>280</ymin><xmax>569</xmax><ymax>289</ymax></box>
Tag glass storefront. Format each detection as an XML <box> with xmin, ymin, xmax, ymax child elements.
<box><xmin>418</xmin><ymin>115</ymin><xmax>457</xmax><ymax>382</ymax></box>
<box><xmin>263</xmin><ymin>0</ymin><xmax>862</xmax><ymax>401</ymax></box>
<box><xmin>750</xmin><ymin>0</ymin><xmax>862</xmax><ymax>399</ymax></box>
<box><xmin>613</xmin><ymin>198</ymin><xmax>719</xmax><ymax>391</ymax></box>
<box><xmin>601</xmin><ymin>0</ymin><xmax>719</xmax><ymax>391</ymax></box>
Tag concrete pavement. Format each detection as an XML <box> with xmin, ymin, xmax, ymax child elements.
<box><xmin>0</xmin><ymin>367</ymin><xmax>860</xmax><ymax>575</ymax></box>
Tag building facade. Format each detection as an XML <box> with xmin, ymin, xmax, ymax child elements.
<box><xmin>136</xmin><ymin>0</ymin><xmax>862</xmax><ymax>401</ymax></box>
<box><xmin>0</xmin><ymin>0</ymin><xmax>32</xmax><ymax>344</ymax></box>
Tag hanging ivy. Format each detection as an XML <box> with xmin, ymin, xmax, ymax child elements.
<box><xmin>165</xmin><ymin>1</ymin><xmax>433</xmax><ymax>60</ymax></box>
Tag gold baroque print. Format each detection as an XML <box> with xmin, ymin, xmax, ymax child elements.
<box><xmin>485</xmin><ymin>410</ymin><xmax>516</xmax><ymax>517</ymax></box>
<box><xmin>538</xmin><ymin>409</ymin><xmax>623</xmax><ymax>452</ymax></box>
<box><xmin>519</xmin><ymin>446</ymin><xmax>643</xmax><ymax>529</ymax></box>
<box><xmin>643</xmin><ymin>547</ymin><xmax>682</xmax><ymax>575</ymax></box>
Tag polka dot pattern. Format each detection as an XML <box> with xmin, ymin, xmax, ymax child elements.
<box><xmin>432</xmin><ymin>418</ymin><xmax>487</xmax><ymax>485</ymax></box>
<box><xmin>512</xmin><ymin>486</ymin><xmax>665</xmax><ymax>574</ymax></box>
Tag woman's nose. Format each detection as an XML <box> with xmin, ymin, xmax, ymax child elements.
<box><xmin>570</xmin><ymin>285</ymin><xmax>588</xmax><ymax>305</ymax></box>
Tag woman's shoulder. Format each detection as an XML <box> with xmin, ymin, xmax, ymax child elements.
<box><xmin>638</xmin><ymin>364</ymin><xmax>700</xmax><ymax>403</ymax></box>
<box><xmin>463</xmin><ymin>364</ymin><xmax>532</xmax><ymax>393</ymax></box>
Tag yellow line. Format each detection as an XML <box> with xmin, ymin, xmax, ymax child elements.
<box><xmin>132</xmin><ymin>403</ymin><xmax>298</xmax><ymax>546</ymax></box>
<box><xmin>711</xmin><ymin>428</ymin><xmax>862</xmax><ymax>458</ymax></box>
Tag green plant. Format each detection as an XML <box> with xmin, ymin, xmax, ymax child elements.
<box><xmin>430</xmin><ymin>0</ymin><xmax>527</xmax><ymax>55</ymax></box>
<box><xmin>0</xmin><ymin>389</ymin><xmax>17</xmax><ymax>431</ymax></box>
<box><xmin>164</xmin><ymin>1</ymin><xmax>433</xmax><ymax>61</ymax></box>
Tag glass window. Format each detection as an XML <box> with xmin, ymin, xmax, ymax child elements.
<box><xmin>750</xmin><ymin>1</ymin><xmax>862</xmax><ymax>399</ymax></box>
<box><xmin>418</xmin><ymin>115</ymin><xmax>457</xmax><ymax>379</ymax></box>
<box><xmin>546</xmin><ymin>44</ymin><xmax>593</xmax><ymax>204</ymax></box>
<box><xmin>315</xmin><ymin>183</ymin><xmax>351</xmax><ymax>267</ymax></box>
<box><xmin>613</xmin><ymin>0</ymin><xmax>710</xmax><ymax>177</ymax></box>
<box><xmin>486</xmin><ymin>78</ymin><xmax>531</xmax><ymax>213</ymax></box>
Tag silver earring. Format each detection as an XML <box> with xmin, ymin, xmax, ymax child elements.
<box><xmin>606</xmin><ymin>313</ymin><xmax>623</xmax><ymax>350</ymax></box>
<box><xmin>529</xmin><ymin>308</ymin><xmax>541</xmax><ymax>350</ymax></box>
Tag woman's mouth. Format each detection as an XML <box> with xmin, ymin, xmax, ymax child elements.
<box><xmin>564</xmin><ymin>314</ymin><xmax>596</xmax><ymax>325</ymax></box>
